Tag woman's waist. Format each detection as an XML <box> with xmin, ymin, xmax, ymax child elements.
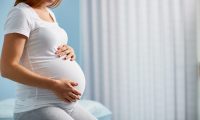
<box><xmin>16</xmin><ymin>78</ymin><xmax>85</xmax><ymax>97</ymax></box>
<box><xmin>16</xmin><ymin>84</ymin><xmax>85</xmax><ymax>100</ymax></box>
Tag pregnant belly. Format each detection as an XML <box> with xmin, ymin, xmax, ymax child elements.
<box><xmin>31</xmin><ymin>58</ymin><xmax>86</xmax><ymax>99</ymax></box>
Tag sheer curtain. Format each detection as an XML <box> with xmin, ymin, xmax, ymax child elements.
<box><xmin>198</xmin><ymin>0</ymin><xmax>200</xmax><ymax>119</ymax></box>
<box><xmin>80</xmin><ymin>0</ymin><xmax>198</xmax><ymax>120</ymax></box>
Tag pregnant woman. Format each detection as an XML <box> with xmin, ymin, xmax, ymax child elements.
<box><xmin>1</xmin><ymin>0</ymin><xmax>97</xmax><ymax>120</ymax></box>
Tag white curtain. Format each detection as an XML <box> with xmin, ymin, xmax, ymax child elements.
<box><xmin>197</xmin><ymin>0</ymin><xmax>200</xmax><ymax>119</ymax></box>
<box><xmin>80</xmin><ymin>0</ymin><xmax>198</xmax><ymax>120</ymax></box>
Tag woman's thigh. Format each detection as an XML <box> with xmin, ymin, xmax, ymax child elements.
<box><xmin>69</xmin><ymin>104</ymin><xmax>97</xmax><ymax>120</ymax></box>
<box><xmin>14</xmin><ymin>106</ymin><xmax>74</xmax><ymax>120</ymax></box>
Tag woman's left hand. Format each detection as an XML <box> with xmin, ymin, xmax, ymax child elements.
<box><xmin>55</xmin><ymin>44</ymin><xmax>76</xmax><ymax>61</ymax></box>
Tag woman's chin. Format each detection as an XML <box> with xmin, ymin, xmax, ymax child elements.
<box><xmin>43</xmin><ymin>0</ymin><xmax>55</xmax><ymax>7</ymax></box>
<box><xmin>47</xmin><ymin>0</ymin><xmax>55</xmax><ymax>4</ymax></box>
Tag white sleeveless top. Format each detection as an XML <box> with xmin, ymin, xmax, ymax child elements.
<box><xmin>4</xmin><ymin>2</ymin><xmax>86</xmax><ymax>113</ymax></box>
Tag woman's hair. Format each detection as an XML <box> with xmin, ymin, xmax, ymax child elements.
<box><xmin>14</xmin><ymin>0</ymin><xmax>61</xmax><ymax>8</ymax></box>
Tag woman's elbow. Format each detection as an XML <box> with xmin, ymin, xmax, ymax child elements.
<box><xmin>1</xmin><ymin>64</ymin><xmax>10</xmax><ymax>78</ymax></box>
<box><xmin>1</xmin><ymin>62</ymin><xmax>16</xmax><ymax>78</ymax></box>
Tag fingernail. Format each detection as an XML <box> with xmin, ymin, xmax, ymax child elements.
<box><xmin>74</xmin><ymin>83</ymin><xmax>78</xmax><ymax>86</ymax></box>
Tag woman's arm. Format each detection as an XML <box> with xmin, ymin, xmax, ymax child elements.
<box><xmin>1</xmin><ymin>33</ymin><xmax>56</xmax><ymax>90</ymax></box>
<box><xmin>1</xmin><ymin>33</ymin><xmax>81</xmax><ymax>102</ymax></box>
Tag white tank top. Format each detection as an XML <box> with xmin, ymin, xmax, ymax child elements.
<box><xmin>4</xmin><ymin>2</ymin><xmax>86</xmax><ymax>113</ymax></box>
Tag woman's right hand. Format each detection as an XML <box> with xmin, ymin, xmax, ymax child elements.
<box><xmin>51</xmin><ymin>79</ymin><xmax>81</xmax><ymax>103</ymax></box>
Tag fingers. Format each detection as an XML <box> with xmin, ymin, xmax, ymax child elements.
<box><xmin>57</xmin><ymin>44</ymin><xmax>68</xmax><ymax>52</ymax></box>
<box><xmin>63</xmin><ymin>92</ymin><xmax>80</xmax><ymax>103</ymax></box>
<box><xmin>63</xmin><ymin>53</ymin><xmax>73</xmax><ymax>60</ymax></box>
<box><xmin>70</xmin><ymin>55</ymin><xmax>76</xmax><ymax>61</ymax></box>
<box><xmin>55</xmin><ymin>44</ymin><xmax>69</xmax><ymax>55</ymax></box>
<box><xmin>70</xmin><ymin>81</ymin><xmax>78</xmax><ymax>86</ymax></box>
<box><xmin>65</xmin><ymin>95</ymin><xmax>76</xmax><ymax>102</ymax></box>
<box><xmin>55</xmin><ymin>44</ymin><xmax>76</xmax><ymax>61</ymax></box>
<box><xmin>54</xmin><ymin>80</ymin><xmax>81</xmax><ymax>103</ymax></box>
<box><xmin>56</xmin><ymin>49</ymin><xmax>70</xmax><ymax>57</ymax></box>
<box><xmin>65</xmin><ymin>80</ymin><xmax>81</xmax><ymax>96</ymax></box>
<box><xmin>71</xmin><ymin>88</ymin><xmax>81</xmax><ymax>96</ymax></box>
<box><xmin>68</xmin><ymin>92</ymin><xmax>80</xmax><ymax>100</ymax></box>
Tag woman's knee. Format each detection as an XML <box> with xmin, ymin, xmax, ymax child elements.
<box><xmin>70</xmin><ymin>104</ymin><xmax>97</xmax><ymax>120</ymax></box>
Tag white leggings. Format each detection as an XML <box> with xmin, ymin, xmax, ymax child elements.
<box><xmin>14</xmin><ymin>103</ymin><xmax>97</xmax><ymax>120</ymax></box>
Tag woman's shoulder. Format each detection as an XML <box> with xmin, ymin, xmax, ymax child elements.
<box><xmin>4</xmin><ymin>2</ymin><xmax>36</xmax><ymax>35</ymax></box>
<box><xmin>7</xmin><ymin>2</ymin><xmax>34</xmax><ymax>20</ymax></box>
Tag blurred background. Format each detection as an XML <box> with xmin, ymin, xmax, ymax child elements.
<box><xmin>1</xmin><ymin>0</ymin><xmax>200</xmax><ymax>120</ymax></box>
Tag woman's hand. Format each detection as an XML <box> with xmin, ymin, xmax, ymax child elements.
<box><xmin>55</xmin><ymin>44</ymin><xmax>76</xmax><ymax>61</ymax></box>
<box><xmin>51</xmin><ymin>79</ymin><xmax>81</xmax><ymax>103</ymax></box>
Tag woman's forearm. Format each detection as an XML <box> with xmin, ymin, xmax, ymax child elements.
<box><xmin>1</xmin><ymin>63</ymin><xmax>56</xmax><ymax>90</ymax></box>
